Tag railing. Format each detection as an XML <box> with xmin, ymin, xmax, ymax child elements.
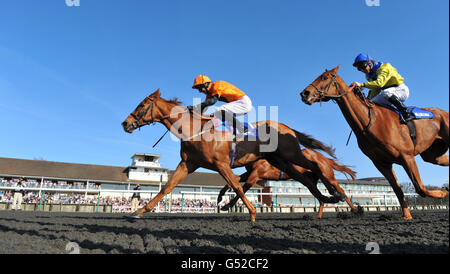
<box><xmin>2</xmin><ymin>185</ymin><xmax>446</xmax><ymax>214</ymax></box>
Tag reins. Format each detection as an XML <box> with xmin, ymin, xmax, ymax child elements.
<box><xmin>136</xmin><ymin>100</ymin><xmax>214</xmax><ymax>146</ymax></box>
<box><xmin>309</xmin><ymin>74</ymin><xmax>374</xmax><ymax>137</ymax></box>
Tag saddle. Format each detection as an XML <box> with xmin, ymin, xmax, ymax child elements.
<box><xmin>211</xmin><ymin>118</ymin><xmax>258</xmax><ymax>139</ymax></box>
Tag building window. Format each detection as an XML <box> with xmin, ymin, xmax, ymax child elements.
<box><xmin>144</xmin><ymin>156</ymin><xmax>154</xmax><ymax>162</ymax></box>
<box><xmin>101</xmin><ymin>184</ymin><xmax>127</xmax><ymax>190</ymax></box>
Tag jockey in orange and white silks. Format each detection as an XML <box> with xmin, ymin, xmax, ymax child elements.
<box><xmin>188</xmin><ymin>75</ymin><xmax>253</xmax><ymax>137</ymax></box>
<box><xmin>351</xmin><ymin>53</ymin><xmax>414</xmax><ymax>122</ymax></box>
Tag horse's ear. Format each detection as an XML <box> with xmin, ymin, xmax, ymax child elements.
<box><xmin>332</xmin><ymin>65</ymin><xmax>340</xmax><ymax>73</ymax></box>
<box><xmin>150</xmin><ymin>88</ymin><xmax>161</xmax><ymax>97</ymax></box>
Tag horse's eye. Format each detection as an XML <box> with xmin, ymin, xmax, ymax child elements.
<box><xmin>321</xmin><ymin>75</ymin><xmax>328</xmax><ymax>81</ymax></box>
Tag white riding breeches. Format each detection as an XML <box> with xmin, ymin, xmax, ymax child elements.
<box><xmin>371</xmin><ymin>84</ymin><xmax>410</xmax><ymax>107</ymax></box>
<box><xmin>215</xmin><ymin>95</ymin><xmax>253</xmax><ymax>116</ymax></box>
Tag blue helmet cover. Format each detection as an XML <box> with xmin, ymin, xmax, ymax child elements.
<box><xmin>353</xmin><ymin>53</ymin><xmax>374</xmax><ymax>67</ymax></box>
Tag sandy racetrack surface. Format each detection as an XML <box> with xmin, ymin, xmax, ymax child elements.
<box><xmin>0</xmin><ymin>210</ymin><xmax>448</xmax><ymax>254</ymax></box>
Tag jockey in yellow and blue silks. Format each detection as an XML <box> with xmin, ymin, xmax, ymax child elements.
<box><xmin>351</xmin><ymin>53</ymin><xmax>414</xmax><ymax>121</ymax></box>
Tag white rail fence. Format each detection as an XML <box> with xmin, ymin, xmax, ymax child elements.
<box><xmin>1</xmin><ymin>186</ymin><xmax>447</xmax><ymax>213</ymax></box>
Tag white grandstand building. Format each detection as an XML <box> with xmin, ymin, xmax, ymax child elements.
<box><xmin>0</xmin><ymin>153</ymin><xmax>401</xmax><ymax>209</ymax></box>
<box><xmin>127</xmin><ymin>153</ymin><xmax>169</xmax><ymax>182</ymax></box>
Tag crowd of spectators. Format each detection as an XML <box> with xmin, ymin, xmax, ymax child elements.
<box><xmin>0</xmin><ymin>189</ymin><xmax>219</xmax><ymax>213</ymax></box>
<box><xmin>111</xmin><ymin>197</ymin><xmax>218</xmax><ymax>213</ymax></box>
<box><xmin>0</xmin><ymin>178</ymin><xmax>219</xmax><ymax>213</ymax></box>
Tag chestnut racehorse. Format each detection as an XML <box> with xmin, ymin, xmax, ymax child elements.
<box><xmin>122</xmin><ymin>89</ymin><xmax>338</xmax><ymax>222</ymax></box>
<box><xmin>217</xmin><ymin>148</ymin><xmax>358</xmax><ymax>218</ymax></box>
<box><xmin>300</xmin><ymin>66</ymin><xmax>449</xmax><ymax>219</ymax></box>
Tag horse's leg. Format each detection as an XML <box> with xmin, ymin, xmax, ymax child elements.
<box><xmin>288</xmin><ymin>150</ymin><xmax>349</xmax><ymax>205</ymax></box>
<box><xmin>317</xmin><ymin>201</ymin><xmax>325</xmax><ymax>219</ymax></box>
<box><xmin>401</xmin><ymin>155</ymin><xmax>449</xmax><ymax>198</ymax></box>
<box><xmin>267</xmin><ymin>155</ymin><xmax>316</xmax><ymax>191</ymax></box>
<box><xmin>216</xmin><ymin>162</ymin><xmax>256</xmax><ymax>222</ymax></box>
<box><xmin>329</xmin><ymin>182</ymin><xmax>356</xmax><ymax>211</ymax></box>
<box><xmin>372</xmin><ymin>161</ymin><xmax>412</xmax><ymax>220</ymax></box>
<box><xmin>301</xmin><ymin>172</ymin><xmax>326</xmax><ymax>218</ymax></box>
<box><xmin>305</xmin><ymin>174</ymin><xmax>338</xmax><ymax>219</ymax></box>
<box><xmin>217</xmin><ymin>185</ymin><xmax>231</xmax><ymax>204</ymax></box>
<box><xmin>221</xmin><ymin>182</ymin><xmax>254</xmax><ymax>211</ymax></box>
<box><xmin>294</xmin><ymin>149</ymin><xmax>355</xmax><ymax>210</ymax></box>
<box><xmin>132</xmin><ymin>160</ymin><xmax>198</xmax><ymax>217</ymax></box>
<box><xmin>303</xmin><ymin>178</ymin><xmax>338</xmax><ymax>218</ymax></box>
<box><xmin>419</xmin><ymin>112</ymin><xmax>450</xmax><ymax>166</ymax></box>
<box><xmin>267</xmin><ymin>155</ymin><xmax>337</xmax><ymax>204</ymax></box>
<box><xmin>287</xmin><ymin>165</ymin><xmax>339</xmax><ymax>204</ymax></box>
<box><xmin>220</xmin><ymin>167</ymin><xmax>254</xmax><ymax>209</ymax></box>
<box><xmin>420</xmin><ymin>139</ymin><xmax>449</xmax><ymax>166</ymax></box>
<box><xmin>218</xmin><ymin>168</ymin><xmax>249</xmax><ymax>204</ymax></box>
<box><xmin>314</xmin><ymin>164</ymin><xmax>357</xmax><ymax>211</ymax></box>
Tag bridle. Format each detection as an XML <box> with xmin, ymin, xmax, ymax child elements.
<box><xmin>309</xmin><ymin>72</ymin><xmax>353</xmax><ymax>101</ymax></box>
<box><xmin>128</xmin><ymin>95</ymin><xmax>218</xmax><ymax>144</ymax></box>
<box><xmin>130</xmin><ymin>97</ymin><xmax>156</xmax><ymax>129</ymax></box>
<box><xmin>308</xmin><ymin>72</ymin><xmax>373</xmax><ymax>133</ymax></box>
<box><xmin>130</xmin><ymin>96</ymin><xmax>195</xmax><ymax>128</ymax></box>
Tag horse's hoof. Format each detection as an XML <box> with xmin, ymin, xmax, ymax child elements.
<box><xmin>125</xmin><ymin>212</ymin><xmax>142</xmax><ymax>220</ymax></box>
<box><xmin>332</xmin><ymin>191</ymin><xmax>346</xmax><ymax>202</ymax></box>
<box><xmin>351</xmin><ymin>205</ymin><xmax>364</xmax><ymax>216</ymax></box>
<box><xmin>221</xmin><ymin>205</ymin><xmax>230</xmax><ymax>211</ymax></box>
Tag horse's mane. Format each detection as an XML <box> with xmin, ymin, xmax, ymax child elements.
<box><xmin>164</xmin><ymin>97</ymin><xmax>183</xmax><ymax>105</ymax></box>
<box><xmin>161</xmin><ymin>96</ymin><xmax>212</xmax><ymax>120</ymax></box>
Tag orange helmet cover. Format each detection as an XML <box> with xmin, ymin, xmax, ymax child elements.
<box><xmin>192</xmin><ymin>75</ymin><xmax>212</xmax><ymax>88</ymax></box>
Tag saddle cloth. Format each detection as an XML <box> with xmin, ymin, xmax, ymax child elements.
<box><xmin>211</xmin><ymin>118</ymin><xmax>258</xmax><ymax>139</ymax></box>
<box><xmin>386</xmin><ymin>106</ymin><xmax>435</xmax><ymax>123</ymax></box>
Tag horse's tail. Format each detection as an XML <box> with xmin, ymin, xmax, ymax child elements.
<box><xmin>293</xmin><ymin>129</ymin><xmax>336</xmax><ymax>159</ymax></box>
<box><xmin>330</xmin><ymin>160</ymin><xmax>356</xmax><ymax>181</ymax></box>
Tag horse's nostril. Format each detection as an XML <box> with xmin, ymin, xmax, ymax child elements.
<box><xmin>122</xmin><ymin>121</ymin><xmax>128</xmax><ymax>128</ymax></box>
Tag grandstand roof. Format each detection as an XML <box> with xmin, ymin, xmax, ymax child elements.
<box><xmin>132</xmin><ymin>153</ymin><xmax>161</xmax><ymax>159</ymax></box>
<box><xmin>0</xmin><ymin>157</ymin><xmax>129</xmax><ymax>183</ymax></box>
<box><xmin>0</xmin><ymin>157</ymin><xmax>260</xmax><ymax>188</ymax></box>
<box><xmin>0</xmin><ymin>157</ymin><xmax>388</xmax><ymax>188</ymax></box>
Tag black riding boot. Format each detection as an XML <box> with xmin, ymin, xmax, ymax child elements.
<box><xmin>231</xmin><ymin>114</ymin><xmax>248</xmax><ymax>137</ymax></box>
<box><xmin>217</xmin><ymin>110</ymin><xmax>248</xmax><ymax>139</ymax></box>
<box><xmin>387</xmin><ymin>96</ymin><xmax>414</xmax><ymax>122</ymax></box>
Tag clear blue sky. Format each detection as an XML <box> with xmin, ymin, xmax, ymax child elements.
<box><xmin>0</xmin><ymin>0</ymin><xmax>448</xmax><ymax>186</ymax></box>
